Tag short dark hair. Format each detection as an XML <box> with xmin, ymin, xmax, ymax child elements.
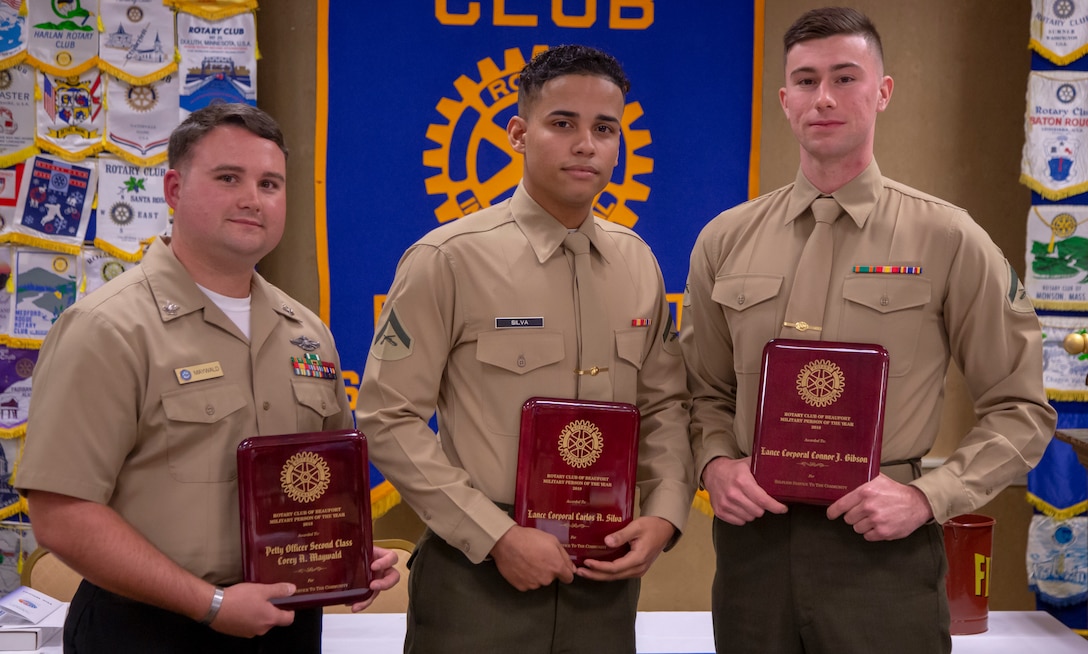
<box><xmin>517</xmin><ymin>44</ymin><xmax>630</xmax><ymax>115</ymax></box>
<box><xmin>168</xmin><ymin>103</ymin><xmax>288</xmax><ymax>170</ymax></box>
<box><xmin>783</xmin><ymin>7</ymin><xmax>884</xmax><ymax>66</ymax></box>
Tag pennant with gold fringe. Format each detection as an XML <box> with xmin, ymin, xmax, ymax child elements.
<box><xmin>4</xmin><ymin>155</ymin><xmax>95</xmax><ymax>255</ymax></box>
<box><xmin>80</xmin><ymin>247</ymin><xmax>131</xmax><ymax>297</ymax></box>
<box><xmin>103</xmin><ymin>75</ymin><xmax>177</xmax><ymax>166</ymax></box>
<box><xmin>0</xmin><ymin>345</ymin><xmax>36</xmax><ymax>440</ymax></box>
<box><xmin>1031</xmin><ymin>0</ymin><xmax>1088</xmax><ymax>66</ymax></box>
<box><xmin>8</xmin><ymin>247</ymin><xmax>77</xmax><ymax>342</ymax></box>
<box><xmin>0</xmin><ymin>516</ymin><xmax>34</xmax><ymax>593</ymax></box>
<box><xmin>34</xmin><ymin>69</ymin><xmax>105</xmax><ymax>161</ymax></box>
<box><xmin>0</xmin><ymin>0</ymin><xmax>26</xmax><ymax>71</ymax></box>
<box><xmin>0</xmin><ymin>246</ymin><xmax>12</xmax><ymax>340</ymax></box>
<box><xmin>177</xmin><ymin>11</ymin><xmax>256</xmax><ymax>117</ymax></box>
<box><xmin>1040</xmin><ymin>315</ymin><xmax>1088</xmax><ymax>401</ymax></box>
<box><xmin>94</xmin><ymin>157</ymin><xmax>169</xmax><ymax>261</ymax></box>
<box><xmin>165</xmin><ymin>0</ymin><xmax>257</xmax><ymax>21</ymax></box>
<box><xmin>24</xmin><ymin>0</ymin><xmax>98</xmax><ymax>77</ymax></box>
<box><xmin>0</xmin><ymin>64</ymin><xmax>36</xmax><ymax>170</ymax></box>
<box><xmin>1021</xmin><ymin>71</ymin><xmax>1088</xmax><ymax>200</ymax></box>
<box><xmin>0</xmin><ymin>163</ymin><xmax>22</xmax><ymax>243</ymax></box>
<box><xmin>1027</xmin><ymin>439</ymin><xmax>1088</xmax><ymax>607</ymax></box>
<box><xmin>1026</xmin><ymin>205</ymin><xmax>1088</xmax><ymax>310</ymax></box>
<box><xmin>98</xmin><ymin>0</ymin><xmax>177</xmax><ymax>85</ymax></box>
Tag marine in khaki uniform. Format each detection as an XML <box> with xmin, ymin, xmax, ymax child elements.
<box><xmin>357</xmin><ymin>45</ymin><xmax>694</xmax><ymax>653</ymax></box>
<box><xmin>681</xmin><ymin>8</ymin><xmax>1056</xmax><ymax>654</ymax></box>
<box><xmin>16</xmin><ymin>104</ymin><xmax>399</xmax><ymax>654</ymax></box>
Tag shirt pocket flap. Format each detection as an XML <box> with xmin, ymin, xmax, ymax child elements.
<box><xmin>292</xmin><ymin>378</ymin><xmax>342</xmax><ymax>417</ymax></box>
<box><xmin>477</xmin><ymin>330</ymin><xmax>565</xmax><ymax>375</ymax></box>
<box><xmin>162</xmin><ymin>384</ymin><xmax>248</xmax><ymax>424</ymax></box>
<box><xmin>842</xmin><ymin>276</ymin><xmax>932</xmax><ymax>314</ymax></box>
<box><xmin>615</xmin><ymin>328</ymin><xmax>645</xmax><ymax>371</ymax></box>
<box><xmin>712</xmin><ymin>274</ymin><xmax>783</xmax><ymax>311</ymax></box>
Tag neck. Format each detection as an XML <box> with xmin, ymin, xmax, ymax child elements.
<box><xmin>799</xmin><ymin>151</ymin><xmax>872</xmax><ymax>195</ymax></box>
<box><xmin>170</xmin><ymin>242</ymin><xmax>254</xmax><ymax>298</ymax></box>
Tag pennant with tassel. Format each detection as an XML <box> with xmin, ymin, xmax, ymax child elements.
<box><xmin>8</xmin><ymin>247</ymin><xmax>78</xmax><ymax>344</ymax></box>
<box><xmin>1021</xmin><ymin>71</ymin><xmax>1088</xmax><ymax>200</ymax></box>
<box><xmin>94</xmin><ymin>157</ymin><xmax>169</xmax><ymax>261</ymax></box>
<box><xmin>164</xmin><ymin>0</ymin><xmax>257</xmax><ymax>21</ymax></box>
<box><xmin>1026</xmin><ymin>205</ymin><xmax>1088</xmax><ymax>310</ymax></box>
<box><xmin>81</xmin><ymin>246</ymin><xmax>131</xmax><ymax>297</ymax></box>
<box><xmin>25</xmin><ymin>0</ymin><xmax>99</xmax><ymax>77</ymax></box>
<box><xmin>177</xmin><ymin>11</ymin><xmax>256</xmax><ymax>117</ymax></box>
<box><xmin>35</xmin><ymin>69</ymin><xmax>105</xmax><ymax>161</ymax></box>
<box><xmin>1030</xmin><ymin>0</ymin><xmax>1088</xmax><ymax>66</ymax></box>
<box><xmin>0</xmin><ymin>64</ymin><xmax>38</xmax><ymax>169</ymax></box>
<box><xmin>98</xmin><ymin>0</ymin><xmax>177</xmax><ymax>85</ymax></box>
<box><xmin>103</xmin><ymin>75</ymin><xmax>177</xmax><ymax>166</ymax></box>
<box><xmin>0</xmin><ymin>0</ymin><xmax>27</xmax><ymax>70</ymax></box>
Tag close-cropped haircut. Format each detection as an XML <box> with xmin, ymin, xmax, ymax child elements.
<box><xmin>516</xmin><ymin>44</ymin><xmax>630</xmax><ymax>115</ymax></box>
<box><xmin>168</xmin><ymin>103</ymin><xmax>288</xmax><ymax>170</ymax></box>
<box><xmin>783</xmin><ymin>6</ymin><xmax>884</xmax><ymax>67</ymax></box>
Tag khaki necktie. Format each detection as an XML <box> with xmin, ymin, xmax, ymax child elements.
<box><xmin>780</xmin><ymin>197</ymin><xmax>842</xmax><ymax>340</ymax></box>
<box><xmin>563</xmin><ymin>232</ymin><xmax>612</xmax><ymax>401</ymax></box>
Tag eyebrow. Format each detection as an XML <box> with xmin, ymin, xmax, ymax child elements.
<box><xmin>789</xmin><ymin>62</ymin><xmax>862</xmax><ymax>77</ymax></box>
<box><xmin>547</xmin><ymin>109</ymin><xmax>621</xmax><ymax>125</ymax></box>
<box><xmin>211</xmin><ymin>164</ymin><xmax>286</xmax><ymax>183</ymax></box>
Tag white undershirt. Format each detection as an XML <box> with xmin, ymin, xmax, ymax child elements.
<box><xmin>197</xmin><ymin>283</ymin><xmax>252</xmax><ymax>339</ymax></box>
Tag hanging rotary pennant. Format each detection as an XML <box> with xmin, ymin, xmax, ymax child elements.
<box><xmin>1026</xmin><ymin>204</ymin><xmax>1088</xmax><ymax>309</ymax></box>
<box><xmin>1042</xmin><ymin>315</ymin><xmax>1088</xmax><ymax>400</ymax></box>
<box><xmin>1022</xmin><ymin>71</ymin><xmax>1088</xmax><ymax>199</ymax></box>
<box><xmin>98</xmin><ymin>0</ymin><xmax>177</xmax><ymax>85</ymax></box>
<box><xmin>25</xmin><ymin>0</ymin><xmax>99</xmax><ymax>77</ymax></box>
<box><xmin>164</xmin><ymin>0</ymin><xmax>257</xmax><ymax>21</ymax></box>
<box><xmin>35</xmin><ymin>68</ymin><xmax>104</xmax><ymax>161</ymax></box>
<box><xmin>0</xmin><ymin>344</ymin><xmax>35</xmax><ymax>438</ymax></box>
<box><xmin>81</xmin><ymin>246</ymin><xmax>131</xmax><ymax>297</ymax></box>
<box><xmin>0</xmin><ymin>246</ymin><xmax>11</xmax><ymax>341</ymax></box>
<box><xmin>0</xmin><ymin>64</ymin><xmax>37</xmax><ymax>170</ymax></box>
<box><xmin>9</xmin><ymin>247</ymin><xmax>78</xmax><ymax>344</ymax></box>
<box><xmin>177</xmin><ymin>11</ymin><xmax>257</xmax><ymax>117</ymax></box>
<box><xmin>0</xmin><ymin>0</ymin><xmax>26</xmax><ymax>70</ymax></box>
<box><xmin>4</xmin><ymin>154</ymin><xmax>95</xmax><ymax>254</ymax></box>
<box><xmin>1031</xmin><ymin>0</ymin><xmax>1088</xmax><ymax>66</ymax></box>
<box><xmin>104</xmin><ymin>74</ymin><xmax>178</xmax><ymax>166</ymax></box>
<box><xmin>95</xmin><ymin>157</ymin><xmax>169</xmax><ymax>260</ymax></box>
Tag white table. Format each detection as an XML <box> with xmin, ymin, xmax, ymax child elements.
<box><xmin>320</xmin><ymin>611</ymin><xmax>1088</xmax><ymax>654</ymax></box>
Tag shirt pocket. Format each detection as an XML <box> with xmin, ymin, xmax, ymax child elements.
<box><xmin>840</xmin><ymin>275</ymin><xmax>932</xmax><ymax>377</ymax></box>
<box><xmin>476</xmin><ymin>330</ymin><xmax>565</xmax><ymax>436</ymax></box>
<box><xmin>613</xmin><ymin>328</ymin><xmax>645</xmax><ymax>401</ymax></box>
<box><xmin>711</xmin><ymin>274</ymin><xmax>783</xmax><ymax>375</ymax></box>
<box><xmin>161</xmin><ymin>383</ymin><xmax>249</xmax><ymax>482</ymax></box>
<box><xmin>291</xmin><ymin>378</ymin><xmax>343</xmax><ymax>433</ymax></box>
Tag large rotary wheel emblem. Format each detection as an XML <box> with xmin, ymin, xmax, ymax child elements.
<box><xmin>423</xmin><ymin>46</ymin><xmax>654</xmax><ymax>227</ymax></box>
<box><xmin>796</xmin><ymin>359</ymin><xmax>845</xmax><ymax>408</ymax></box>
<box><xmin>558</xmin><ymin>419</ymin><xmax>604</xmax><ymax>469</ymax></box>
<box><xmin>280</xmin><ymin>451</ymin><xmax>331</xmax><ymax>503</ymax></box>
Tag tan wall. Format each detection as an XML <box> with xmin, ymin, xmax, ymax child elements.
<box><xmin>257</xmin><ymin>1</ymin><xmax>1044</xmax><ymax>611</ymax></box>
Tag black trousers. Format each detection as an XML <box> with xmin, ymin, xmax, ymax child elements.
<box><xmin>405</xmin><ymin>529</ymin><xmax>639</xmax><ymax>654</ymax></box>
<box><xmin>63</xmin><ymin>580</ymin><xmax>322</xmax><ymax>654</ymax></box>
<box><xmin>711</xmin><ymin>506</ymin><xmax>951</xmax><ymax>654</ymax></box>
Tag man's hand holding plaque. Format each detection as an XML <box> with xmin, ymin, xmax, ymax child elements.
<box><xmin>749</xmin><ymin>340</ymin><xmax>889</xmax><ymax>505</ymax></box>
<box><xmin>514</xmin><ymin>397</ymin><xmax>640</xmax><ymax>566</ymax></box>
<box><xmin>237</xmin><ymin>429</ymin><xmax>375</xmax><ymax>610</ymax></box>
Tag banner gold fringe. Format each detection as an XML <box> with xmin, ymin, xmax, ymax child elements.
<box><xmin>24</xmin><ymin>56</ymin><xmax>98</xmax><ymax>79</ymax></box>
<box><xmin>97</xmin><ymin>61</ymin><xmax>178</xmax><ymax>87</ymax></box>
<box><xmin>1020</xmin><ymin>173</ymin><xmax>1088</xmax><ymax>201</ymax></box>
<box><xmin>693</xmin><ymin>489</ymin><xmax>713</xmax><ymax>517</ymax></box>
<box><xmin>0</xmin><ymin>143</ymin><xmax>37</xmax><ymax>169</ymax></box>
<box><xmin>164</xmin><ymin>0</ymin><xmax>257</xmax><ymax>20</ymax></box>
<box><xmin>1034</xmin><ymin>298</ymin><xmax>1088</xmax><ymax>312</ymax></box>
<box><xmin>101</xmin><ymin>143</ymin><xmax>168</xmax><ymax>168</ymax></box>
<box><xmin>93</xmin><ymin>237</ymin><xmax>144</xmax><ymax>263</ymax></box>
<box><xmin>0</xmin><ymin>51</ymin><xmax>26</xmax><ymax>70</ymax></box>
<box><xmin>0</xmin><ymin>497</ymin><xmax>26</xmax><ymax>522</ymax></box>
<box><xmin>1026</xmin><ymin>490</ymin><xmax>1088</xmax><ymax>520</ymax></box>
<box><xmin>1</xmin><ymin>337</ymin><xmax>40</xmax><ymax>350</ymax></box>
<box><xmin>369</xmin><ymin>481</ymin><xmax>400</xmax><ymax>520</ymax></box>
<box><xmin>1030</xmin><ymin>40</ymin><xmax>1088</xmax><ymax>67</ymax></box>
<box><xmin>0</xmin><ymin>425</ymin><xmax>25</xmax><ymax>439</ymax></box>
<box><xmin>34</xmin><ymin>138</ymin><xmax>104</xmax><ymax>162</ymax></box>
<box><xmin>1046</xmin><ymin>389</ymin><xmax>1088</xmax><ymax>402</ymax></box>
<box><xmin>0</xmin><ymin>232</ymin><xmax>80</xmax><ymax>255</ymax></box>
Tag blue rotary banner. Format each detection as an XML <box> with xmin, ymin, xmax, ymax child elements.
<box><xmin>320</xmin><ymin>2</ymin><xmax>759</xmax><ymax>517</ymax></box>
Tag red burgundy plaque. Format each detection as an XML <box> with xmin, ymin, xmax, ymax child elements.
<box><xmin>515</xmin><ymin>397</ymin><xmax>640</xmax><ymax>565</ymax></box>
<box><xmin>237</xmin><ymin>429</ymin><xmax>374</xmax><ymax>609</ymax></box>
<box><xmin>749</xmin><ymin>339</ymin><xmax>888</xmax><ymax>505</ymax></box>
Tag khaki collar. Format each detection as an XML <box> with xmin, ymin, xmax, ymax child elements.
<box><xmin>510</xmin><ymin>184</ymin><xmax>614</xmax><ymax>265</ymax></box>
<box><xmin>784</xmin><ymin>159</ymin><xmax>884</xmax><ymax>229</ymax></box>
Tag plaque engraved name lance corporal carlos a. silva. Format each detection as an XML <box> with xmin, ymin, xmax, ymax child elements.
<box><xmin>515</xmin><ymin>397</ymin><xmax>640</xmax><ymax>565</ymax></box>
<box><xmin>749</xmin><ymin>339</ymin><xmax>888</xmax><ymax>505</ymax></box>
<box><xmin>237</xmin><ymin>429</ymin><xmax>374</xmax><ymax>610</ymax></box>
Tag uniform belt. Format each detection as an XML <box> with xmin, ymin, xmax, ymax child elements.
<box><xmin>880</xmin><ymin>459</ymin><xmax>922</xmax><ymax>484</ymax></box>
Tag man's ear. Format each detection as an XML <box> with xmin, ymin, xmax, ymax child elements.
<box><xmin>508</xmin><ymin>115</ymin><xmax>527</xmax><ymax>154</ymax></box>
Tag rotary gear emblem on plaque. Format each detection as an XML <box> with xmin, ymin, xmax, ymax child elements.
<box><xmin>558</xmin><ymin>419</ymin><xmax>604</xmax><ymax>469</ymax></box>
<box><xmin>796</xmin><ymin>359</ymin><xmax>845</xmax><ymax>408</ymax></box>
<box><xmin>280</xmin><ymin>451</ymin><xmax>331</xmax><ymax>503</ymax></box>
<box><xmin>424</xmin><ymin>46</ymin><xmax>654</xmax><ymax>227</ymax></box>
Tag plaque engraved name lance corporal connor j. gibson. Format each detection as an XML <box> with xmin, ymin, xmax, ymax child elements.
<box><xmin>515</xmin><ymin>397</ymin><xmax>640</xmax><ymax>565</ymax></box>
<box><xmin>237</xmin><ymin>429</ymin><xmax>374</xmax><ymax>610</ymax></box>
<box><xmin>749</xmin><ymin>339</ymin><xmax>889</xmax><ymax>505</ymax></box>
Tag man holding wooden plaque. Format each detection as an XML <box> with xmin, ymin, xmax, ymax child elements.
<box><xmin>358</xmin><ymin>45</ymin><xmax>694</xmax><ymax>653</ymax></box>
<box><xmin>16</xmin><ymin>105</ymin><xmax>399</xmax><ymax>653</ymax></box>
<box><xmin>681</xmin><ymin>7</ymin><xmax>1056</xmax><ymax>654</ymax></box>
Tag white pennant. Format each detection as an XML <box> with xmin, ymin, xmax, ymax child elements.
<box><xmin>26</xmin><ymin>0</ymin><xmax>99</xmax><ymax>76</ymax></box>
<box><xmin>177</xmin><ymin>11</ymin><xmax>257</xmax><ymax>117</ymax></box>
<box><xmin>1021</xmin><ymin>71</ymin><xmax>1088</xmax><ymax>200</ymax></box>
<box><xmin>95</xmin><ymin>156</ymin><xmax>170</xmax><ymax>261</ymax></box>
<box><xmin>99</xmin><ymin>0</ymin><xmax>178</xmax><ymax>85</ymax></box>
<box><xmin>0</xmin><ymin>64</ymin><xmax>38</xmax><ymax>168</ymax></box>
<box><xmin>35</xmin><ymin>68</ymin><xmax>105</xmax><ymax>160</ymax></box>
<box><xmin>104</xmin><ymin>74</ymin><xmax>179</xmax><ymax>166</ymax></box>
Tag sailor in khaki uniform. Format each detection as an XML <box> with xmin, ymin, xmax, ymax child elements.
<box><xmin>681</xmin><ymin>8</ymin><xmax>1055</xmax><ymax>654</ymax></box>
<box><xmin>17</xmin><ymin>105</ymin><xmax>398</xmax><ymax>654</ymax></box>
<box><xmin>358</xmin><ymin>46</ymin><xmax>693</xmax><ymax>654</ymax></box>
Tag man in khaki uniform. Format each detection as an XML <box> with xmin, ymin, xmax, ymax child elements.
<box><xmin>681</xmin><ymin>8</ymin><xmax>1056</xmax><ymax>654</ymax></box>
<box><xmin>357</xmin><ymin>45</ymin><xmax>693</xmax><ymax>653</ymax></box>
<box><xmin>17</xmin><ymin>104</ymin><xmax>398</xmax><ymax>653</ymax></box>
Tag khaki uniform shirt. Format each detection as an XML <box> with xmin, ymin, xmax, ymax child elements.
<box><xmin>357</xmin><ymin>185</ymin><xmax>694</xmax><ymax>564</ymax></box>
<box><xmin>17</xmin><ymin>239</ymin><xmax>354</xmax><ymax>584</ymax></box>
<box><xmin>681</xmin><ymin>161</ymin><xmax>1055</xmax><ymax>524</ymax></box>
